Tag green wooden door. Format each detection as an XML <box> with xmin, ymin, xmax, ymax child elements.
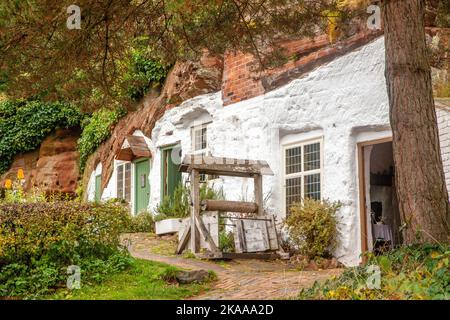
<box><xmin>134</xmin><ymin>159</ymin><xmax>150</xmax><ymax>214</ymax></box>
<box><xmin>161</xmin><ymin>145</ymin><xmax>182</xmax><ymax>198</ymax></box>
<box><xmin>95</xmin><ymin>175</ymin><xmax>102</xmax><ymax>202</ymax></box>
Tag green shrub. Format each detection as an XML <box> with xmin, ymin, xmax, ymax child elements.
<box><xmin>219</xmin><ymin>231</ymin><xmax>235</xmax><ymax>253</ymax></box>
<box><xmin>77</xmin><ymin>108</ymin><xmax>126</xmax><ymax>173</ymax></box>
<box><xmin>122</xmin><ymin>50</ymin><xmax>170</xmax><ymax>101</ymax></box>
<box><xmin>285</xmin><ymin>199</ymin><xmax>340</xmax><ymax>258</ymax></box>
<box><xmin>126</xmin><ymin>211</ymin><xmax>155</xmax><ymax>233</ymax></box>
<box><xmin>0</xmin><ymin>99</ymin><xmax>83</xmax><ymax>174</ymax></box>
<box><xmin>154</xmin><ymin>183</ymin><xmax>224</xmax><ymax>221</ymax></box>
<box><xmin>0</xmin><ymin>201</ymin><xmax>132</xmax><ymax>298</ymax></box>
<box><xmin>299</xmin><ymin>244</ymin><xmax>450</xmax><ymax>300</ymax></box>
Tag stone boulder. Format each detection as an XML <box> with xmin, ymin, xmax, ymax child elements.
<box><xmin>175</xmin><ymin>270</ymin><xmax>211</xmax><ymax>284</ymax></box>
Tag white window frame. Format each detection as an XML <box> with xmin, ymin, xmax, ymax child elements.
<box><xmin>282</xmin><ymin>137</ymin><xmax>324</xmax><ymax>217</ymax></box>
<box><xmin>116</xmin><ymin>162</ymin><xmax>132</xmax><ymax>202</ymax></box>
<box><xmin>190</xmin><ymin>122</ymin><xmax>217</xmax><ymax>182</ymax></box>
<box><xmin>191</xmin><ymin>122</ymin><xmax>210</xmax><ymax>154</ymax></box>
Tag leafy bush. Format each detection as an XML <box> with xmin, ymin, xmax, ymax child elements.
<box><xmin>219</xmin><ymin>231</ymin><xmax>235</xmax><ymax>253</ymax></box>
<box><xmin>123</xmin><ymin>50</ymin><xmax>170</xmax><ymax>101</ymax></box>
<box><xmin>0</xmin><ymin>99</ymin><xmax>83</xmax><ymax>174</ymax></box>
<box><xmin>126</xmin><ymin>211</ymin><xmax>155</xmax><ymax>233</ymax></box>
<box><xmin>0</xmin><ymin>201</ymin><xmax>132</xmax><ymax>298</ymax></box>
<box><xmin>154</xmin><ymin>183</ymin><xmax>190</xmax><ymax>222</ymax></box>
<box><xmin>77</xmin><ymin>108</ymin><xmax>126</xmax><ymax>173</ymax></box>
<box><xmin>285</xmin><ymin>199</ymin><xmax>340</xmax><ymax>258</ymax></box>
<box><xmin>154</xmin><ymin>183</ymin><xmax>224</xmax><ymax>222</ymax></box>
<box><xmin>299</xmin><ymin>244</ymin><xmax>450</xmax><ymax>300</ymax></box>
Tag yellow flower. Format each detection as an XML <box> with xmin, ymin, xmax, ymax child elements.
<box><xmin>4</xmin><ymin>179</ymin><xmax>12</xmax><ymax>189</ymax></box>
<box><xmin>17</xmin><ymin>168</ymin><xmax>25</xmax><ymax>180</ymax></box>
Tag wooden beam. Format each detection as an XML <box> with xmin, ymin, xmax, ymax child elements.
<box><xmin>201</xmin><ymin>200</ymin><xmax>258</xmax><ymax>213</ymax></box>
<box><xmin>357</xmin><ymin>143</ymin><xmax>368</xmax><ymax>263</ymax></box>
<box><xmin>190</xmin><ymin>169</ymin><xmax>200</xmax><ymax>253</ymax></box>
<box><xmin>194</xmin><ymin>215</ymin><xmax>220</xmax><ymax>253</ymax></box>
<box><xmin>254</xmin><ymin>174</ymin><xmax>263</xmax><ymax>216</ymax></box>
<box><xmin>176</xmin><ymin>221</ymin><xmax>191</xmax><ymax>254</ymax></box>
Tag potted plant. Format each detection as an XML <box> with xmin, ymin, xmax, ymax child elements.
<box><xmin>154</xmin><ymin>182</ymin><xmax>225</xmax><ymax>235</ymax></box>
<box><xmin>154</xmin><ymin>184</ymin><xmax>190</xmax><ymax>235</ymax></box>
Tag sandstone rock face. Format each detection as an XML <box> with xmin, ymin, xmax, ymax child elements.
<box><xmin>82</xmin><ymin>53</ymin><xmax>223</xmax><ymax>195</ymax></box>
<box><xmin>1</xmin><ymin>128</ymin><xmax>80</xmax><ymax>194</ymax></box>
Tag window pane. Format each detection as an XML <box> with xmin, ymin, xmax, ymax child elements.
<box><xmin>304</xmin><ymin>142</ymin><xmax>320</xmax><ymax>171</ymax></box>
<box><xmin>286</xmin><ymin>177</ymin><xmax>302</xmax><ymax>215</ymax></box>
<box><xmin>304</xmin><ymin>173</ymin><xmax>321</xmax><ymax>200</ymax></box>
<box><xmin>124</xmin><ymin>163</ymin><xmax>131</xmax><ymax>202</ymax></box>
<box><xmin>285</xmin><ymin>146</ymin><xmax>302</xmax><ymax>174</ymax></box>
<box><xmin>117</xmin><ymin>165</ymin><xmax>124</xmax><ymax>199</ymax></box>
<box><xmin>201</xmin><ymin>127</ymin><xmax>207</xmax><ymax>150</ymax></box>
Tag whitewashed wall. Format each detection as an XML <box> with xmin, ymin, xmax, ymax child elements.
<box><xmin>88</xmin><ymin>37</ymin><xmax>450</xmax><ymax>266</ymax></box>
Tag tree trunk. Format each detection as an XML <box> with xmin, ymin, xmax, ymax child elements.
<box><xmin>382</xmin><ymin>0</ymin><xmax>449</xmax><ymax>244</ymax></box>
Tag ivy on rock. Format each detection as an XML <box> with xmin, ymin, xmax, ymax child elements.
<box><xmin>0</xmin><ymin>99</ymin><xmax>83</xmax><ymax>174</ymax></box>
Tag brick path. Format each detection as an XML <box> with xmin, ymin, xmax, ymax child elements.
<box><xmin>125</xmin><ymin>233</ymin><xmax>342</xmax><ymax>300</ymax></box>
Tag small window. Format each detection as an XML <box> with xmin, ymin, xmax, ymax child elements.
<box><xmin>191</xmin><ymin>123</ymin><xmax>217</xmax><ymax>182</ymax></box>
<box><xmin>117</xmin><ymin>163</ymin><xmax>131</xmax><ymax>202</ymax></box>
<box><xmin>283</xmin><ymin>139</ymin><xmax>322</xmax><ymax>215</ymax></box>
<box><xmin>191</xmin><ymin>123</ymin><xmax>209</xmax><ymax>152</ymax></box>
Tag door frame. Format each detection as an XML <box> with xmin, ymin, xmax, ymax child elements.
<box><xmin>133</xmin><ymin>157</ymin><xmax>151</xmax><ymax>215</ymax></box>
<box><xmin>160</xmin><ymin>143</ymin><xmax>181</xmax><ymax>200</ymax></box>
<box><xmin>357</xmin><ymin>137</ymin><xmax>392</xmax><ymax>261</ymax></box>
<box><xmin>94</xmin><ymin>174</ymin><xmax>102</xmax><ymax>203</ymax></box>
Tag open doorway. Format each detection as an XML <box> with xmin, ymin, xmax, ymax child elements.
<box><xmin>358</xmin><ymin>139</ymin><xmax>402</xmax><ymax>257</ymax></box>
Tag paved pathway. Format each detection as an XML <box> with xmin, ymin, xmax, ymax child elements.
<box><xmin>125</xmin><ymin>233</ymin><xmax>342</xmax><ymax>300</ymax></box>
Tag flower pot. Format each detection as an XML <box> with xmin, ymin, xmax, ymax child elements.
<box><xmin>155</xmin><ymin>218</ymin><xmax>182</xmax><ymax>235</ymax></box>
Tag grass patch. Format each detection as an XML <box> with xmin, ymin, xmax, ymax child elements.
<box><xmin>299</xmin><ymin>244</ymin><xmax>449</xmax><ymax>300</ymax></box>
<box><xmin>47</xmin><ymin>258</ymin><xmax>212</xmax><ymax>300</ymax></box>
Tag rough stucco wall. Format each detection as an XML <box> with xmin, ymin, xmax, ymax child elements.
<box><xmin>89</xmin><ymin>37</ymin><xmax>448</xmax><ymax>266</ymax></box>
<box><xmin>436</xmin><ymin>106</ymin><xmax>450</xmax><ymax>192</ymax></box>
<box><xmin>92</xmin><ymin>37</ymin><xmax>389</xmax><ymax>266</ymax></box>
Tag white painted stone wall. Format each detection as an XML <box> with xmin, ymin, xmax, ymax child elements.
<box><xmin>87</xmin><ymin>37</ymin><xmax>450</xmax><ymax>266</ymax></box>
<box><xmin>436</xmin><ymin>106</ymin><xmax>450</xmax><ymax>193</ymax></box>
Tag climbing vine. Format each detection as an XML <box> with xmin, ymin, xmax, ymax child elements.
<box><xmin>0</xmin><ymin>99</ymin><xmax>83</xmax><ymax>174</ymax></box>
<box><xmin>121</xmin><ymin>49</ymin><xmax>171</xmax><ymax>101</ymax></box>
<box><xmin>77</xmin><ymin>108</ymin><xmax>127</xmax><ymax>173</ymax></box>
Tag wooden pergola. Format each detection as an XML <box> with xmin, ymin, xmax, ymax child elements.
<box><xmin>177</xmin><ymin>154</ymin><xmax>279</xmax><ymax>259</ymax></box>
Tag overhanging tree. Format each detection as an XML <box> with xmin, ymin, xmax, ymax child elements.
<box><xmin>0</xmin><ymin>0</ymin><xmax>448</xmax><ymax>243</ymax></box>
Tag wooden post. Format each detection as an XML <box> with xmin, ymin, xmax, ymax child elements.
<box><xmin>190</xmin><ymin>169</ymin><xmax>200</xmax><ymax>253</ymax></box>
<box><xmin>254</xmin><ymin>174</ymin><xmax>263</xmax><ymax>216</ymax></box>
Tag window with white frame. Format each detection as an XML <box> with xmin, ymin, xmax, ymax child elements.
<box><xmin>283</xmin><ymin>139</ymin><xmax>322</xmax><ymax>215</ymax></box>
<box><xmin>191</xmin><ymin>123</ymin><xmax>215</xmax><ymax>182</ymax></box>
<box><xmin>117</xmin><ymin>162</ymin><xmax>131</xmax><ymax>202</ymax></box>
<box><xmin>191</xmin><ymin>123</ymin><xmax>209</xmax><ymax>152</ymax></box>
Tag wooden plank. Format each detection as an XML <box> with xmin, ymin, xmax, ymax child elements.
<box><xmin>201</xmin><ymin>200</ymin><xmax>258</xmax><ymax>213</ymax></box>
<box><xmin>194</xmin><ymin>214</ymin><xmax>220</xmax><ymax>253</ymax></box>
<box><xmin>242</xmin><ymin>219</ymin><xmax>270</xmax><ymax>252</ymax></box>
<box><xmin>179</xmin><ymin>155</ymin><xmax>274</xmax><ymax>176</ymax></box>
<box><xmin>221</xmin><ymin>252</ymin><xmax>279</xmax><ymax>260</ymax></box>
<box><xmin>190</xmin><ymin>169</ymin><xmax>200</xmax><ymax>253</ymax></box>
<box><xmin>269</xmin><ymin>215</ymin><xmax>280</xmax><ymax>251</ymax></box>
<box><xmin>254</xmin><ymin>174</ymin><xmax>263</xmax><ymax>216</ymax></box>
<box><xmin>234</xmin><ymin>219</ymin><xmax>246</xmax><ymax>253</ymax></box>
<box><xmin>176</xmin><ymin>221</ymin><xmax>191</xmax><ymax>254</ymax></box>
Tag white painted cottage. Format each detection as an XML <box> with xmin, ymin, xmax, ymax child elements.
<box><xmin>87</xmin><ymin>37</ymin><xmax>450</xmax><ymax>266</ymax></box>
